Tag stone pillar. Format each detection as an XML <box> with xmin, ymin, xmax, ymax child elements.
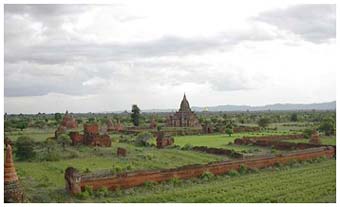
<box><xmin>4</xmin><ymin>144</ymin><xmax>24</xmax><ymax>203</ymax></box>
<box><xmin>65</xmin><ymin>167</ymin><xmax>82</xmax><ymax>195</ymax></box>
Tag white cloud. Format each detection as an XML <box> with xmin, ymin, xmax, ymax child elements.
<box><xmin>4</xmin><ymin>3</ymin><xmax>336</xmax><ymax>113</ymax></box>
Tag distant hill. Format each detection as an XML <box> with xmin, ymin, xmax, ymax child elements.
<box><xmin>141</xmin><ymin>101</ymin><xmax>336</xmax><ymax>113</ymax></box>
<box><xmin>191</xmin><ymin>101</ymin><xmax>336</xmax><ymax>112</ymax></box>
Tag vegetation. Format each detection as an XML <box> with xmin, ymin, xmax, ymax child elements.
<box><xmin>131</xmin><ymin>104</ymin><xmax>141</xmax><ymax>127</ymax></box>
<box><xmin>257</xmin><ymin>118</ymin><xmax>270</xmax><ymax>128</ymax></box>
<box><xmin>318</xmin><ymin>117</ymin><xmax>335</xmax><ymax>136</ymax></box>
<box><xmin>4</xmin><ymin>110</ymin><xmax>336</xmax><ymax>203</ymax></box>
<box><xmin>15</xmin><ymin>136</ymin><xmax>36</xmax><ymax>161</ymax></box>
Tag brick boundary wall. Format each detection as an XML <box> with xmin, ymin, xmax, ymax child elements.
<box><xmin>192</xmin><ymin>146</ymin><xmax>244</xmax><ymax>158</ymax></box>
<box><xmin>242</xmin><ymin>134</ymin><xmax>305</xmax><ymax>141</ymax></box>
<box><xmin>65</xmin><ymin>146</ymin><xmax>335</xmax><ymax>195</ymax></box>
<box><xmin>234</xmin><ymin>138</ymin><xmax>335</xmax><ymax>151</ymax></box>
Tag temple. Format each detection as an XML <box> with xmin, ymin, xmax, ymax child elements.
<box><xmin>4</xmin><ymin>144</ymin><xmax>24</xmax><ymax>202</ymax></box>
<box><xmin>166</xmin><ymin>94</ymin><xmax>201</xmax><ymax>128</ymax></box>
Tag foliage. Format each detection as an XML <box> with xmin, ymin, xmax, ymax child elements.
<box><xmin>181</xmin><ymin>143</ymin><xmax>193</xmax><ymax>150</ymax></box>
<box><xmin>302</xmin><ymin>128</ymin><xmax>314</xmax><ymax>138</ymax></box>
<box><xmin>54</xmin><ymin>113</ymin><xmax>62</xmax><ymax>123</ymax></box>
<box><xmin>131</xmin><ymin>104</ymin><xmax>141</xmax><ymax>126</ymax></box>
<box><xmin>57</xmin><ymin>134</ymin><xmax>71</xmax><ymax>150</ymax></box>
<box><xmin>318</xmin><ymin>118</ymin><xmax>335</xmax><ymax>136</ymax></box>
<box><xmin>15</xmin><ymin>136</ymin><xmax>36</xmax><ymax>161</ymax></box>
<box><xmin>135</xmin><ymin>131</ymin><xmax>153</xmax><ymax>146</ymax></box>
<box><xmin>290</xmin><ymin>113</ymin><xmax>298</xmax><ymax>122</ymax></box>
<box><xmin>225</xmin><ymin>127</ymin><xmax>233</xmax><ymax>137</ymax></box>
<box><xmin>200</xmin><ymin>171</ymin><xmax>215</xmax><ymax>181</ymax></box>
<box><xmin>227</xmin><ymin>170</ymin><xmax>239</xmax><ymax>177</ymax></box>
<box><xmin>257</xmin><ymin>118</ymin><xmax>270</xmax><ymax>128</ymax></box>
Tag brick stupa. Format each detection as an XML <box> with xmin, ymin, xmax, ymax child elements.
<box><xmin>309</xmin><ymin>130</ymin><xmax>321</xmax><ymax>145</ymax></box>
<box><xmin>4</xmin><ymin>144</ymin><xmax>24</xmax><ymax>203</ymax></box>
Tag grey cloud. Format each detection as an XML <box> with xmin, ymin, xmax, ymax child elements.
<box><xmin>254</xmin><ymin>4</ymin><xmax>336</xmax><ymax>43</ymax></box>
<box><xmin>4</xmin><ymin>4</ymin><xmax>276</xmax><ymax>97</ymax></box>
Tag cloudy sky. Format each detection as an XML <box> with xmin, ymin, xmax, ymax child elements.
<box><xmin>4</xmin><ymin>2</ymin><xmax>336</xmax><ymax>114</ymax></box>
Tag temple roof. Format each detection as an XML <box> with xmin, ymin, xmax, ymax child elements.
<box><xmin>4</xmin><ymin>144</ymin><xmax>19</xmax><ymax>183</ymax></box>
<box><xmin>179</xmin><ymin>93</ymin><xmax>191</xmax><ymax>112</ymax></box>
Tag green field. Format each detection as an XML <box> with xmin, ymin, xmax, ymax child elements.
<box><xmin>5</xmin><ymin>125</ymin><xmax>336</xmax><ymax>203</ymax></box>
<box><xmin>16</xmin><ymin>142</ymin><xmax>224</xmax><ymax>189</ymax></box>
<box><xmin>47</xmin><ymin>158</ymin><xmax>335</xmax><ymax>203</ymax></box>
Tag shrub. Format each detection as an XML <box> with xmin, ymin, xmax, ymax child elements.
<box><xmin>95</xmin><ymin>187</ymin><xmax>109</xmax><ymax>198</ymax></box>
<box><xmin>44</xmin><ymin>151</ymin><xmax>61</xmax><ymax>161</ymax></box>
<box><xmin>200</xmin><ymin>171</ymin><xmax>215</xmax><ymax>181</ymax></box>
<box><xmin>77</xmin><ymin>190</ymin><xmax>90</xmax><ymax>200</ymax></box>
<box><xmin>84</xmin><ymin>185</ymin><xmax>93</xmax><ymax>196</ymax></box>
<box><xmin>303</xmin><ymin>128</ymin><xmax>314</xmax><ymax>138</ymax></box>
<box><xmin>135</xmin><ymin>132</ymin><xmax>154</xmax><ymax>146</ymax></box>
<box><xmin>227</xmin><ymin>170</ymin><xmax>239</xmax><ymax>177</ymax></box>
<box><xmin>15</xmin><ymin>136</ymin><xmax>36</xmax><ymax>161</ymax></box>
<box><xmin>239</xmin><ymin>164</ymin><xmax>248</xmax><ymax>175</ymax></box>
<box><xmin>181</xmin><ymin>144</ymin><xmax>193</xmax><ymax>150</ymax></box>
<box><xmin>168</xmin><ymin>177</ymin><xmax>182</xmax><ymax>186</ymax></box>
<box><xmin>144</xmin><ymin>181</ymin><xmax>156</xmax><ymax>188</ymax></box>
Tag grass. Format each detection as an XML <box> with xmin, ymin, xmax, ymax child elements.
<box><xmin>5</xmin><ymin>128</ymin><xmax>55</xmax><ymax>142</ymax></box>
<box><xmin>174</xmin><ymin>132</ymin><xmax>290</xmax><ymax>155</ymax></box>
<box><xmin>60</xmin><ymin>159</ymin><xmax>337</xmax><ymax>203</ymax></box>
<box><xmin>15</xmin><ymin>142</ymin><xmax>224</xmax><ymax>189</ymax></box>
<box><xmin>101</xmin><ymin>159</ymin><xmax>336</xmax><ymax>203</ymax></box>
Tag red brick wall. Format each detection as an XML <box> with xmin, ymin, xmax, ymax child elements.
<box><xmin>243</xmin><ymin>134</ymin><xmax>304</xmax><ymax>141</ymax></box>
<box><xmin>84</xmin><ymin>123</ymin><xmax>99</xmax><ymax>134</ymax></box>
<box><xmin>69</xmin><ymin>132</ymin><xmax>84</xmax><ymax>145</ymax></box>
<box><xmin>71</xmin><ymin>147</ymin><xmax>334</xmax><ymax>192</ymax></box>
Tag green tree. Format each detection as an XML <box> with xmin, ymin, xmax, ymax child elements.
<box><xmin>57</xmin><ymin>134</ymin><xmax>71</xmax><ymax>151</ymax></box>
<box><xmin>135</xmin><ymin>131</ymin><xmax>153</xmax><ymax>146</ymax></box>
<box><xmin>16</xmin><ymin>120</ymin><xmax>28</xmax><ymax>131</ymax></box>
<box><xmin>319</xmin><ymin>118</ymin><xmax>335</xmax><ymax>136</ymax></box>
<box><xmin>290</xmin><ymin>113</ymin><xmax>298</xmax><ymax>122</ymax></box>
<box><xmin>54</xmin><ymin>113</ymin><xmax>62</xmax><ymax>123</ymax></box>
<box><xmin>44</xmin><ymin>138</ymin><xmax>57</xmax><ymax>153</ymax></box>
<box><xmin>131</xmin><ymin>104</ymin><xmax>141</xmax><ymax>127</ymax></box>
<box><xmin>257</xmin><ymin>118</ymin><xmax>270</xmax><ymax>128</ymax></box>
<box><xmin>225</xmin><ymin>127</ymin><xmax>233</xmax><ymax>137</ymax></box>
<box><xmin>15</xmin><ymin>136</ymin><xmax>36</xmax><ymax>161</ymax></box>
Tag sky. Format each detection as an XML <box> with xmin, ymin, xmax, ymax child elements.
<box><xmin>4</xmin><ymin>2</ymin><xmax>336</xmax><ymax>114</ymax></box>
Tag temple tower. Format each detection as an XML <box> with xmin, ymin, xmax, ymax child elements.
<box><xmin>4</xmin><ymin>144</ymin><xmax>24</xmax><ymax>203</ymax></box>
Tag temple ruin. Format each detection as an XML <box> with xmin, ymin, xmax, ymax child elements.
<box><xmin>309</xmin><ymin>130</ymin><xmax>321</xmax><ymax>145</ymax></box>
<box><xmin>61</xmin><ymin>110</ymin><xmax>78</xmax><ymax>129</ymax></box>
<box><xmin>166</xmin><ymin>94</ymin><xmax>201</xmax><ymax>128</ymax></box>
<box><xmin>4</xmin><ymin>144</ymin><xmax>24</xmax><ymax>203</ymax></box>
<box><xmin>156</xmin><ymin>131</ymin><xmax>174</xmax><ymax>148</ymax></box>
<box><xmin>70</xmin><ymin>123</ymin><xmax>111</xmax><ymax>147</ymax></box>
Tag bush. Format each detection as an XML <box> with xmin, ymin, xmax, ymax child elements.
<box><xmin>181</xmin><ymin>144</ymin><xmax>193</xmax><ymax>150</ymax></box>
<box><xmin>227</xmin><ymin>170</ymin><xmax>239</xmax><ymax>177</ymax></box>
<box><xmin>94</xmin><ymin>187</ymin><xmax>109</xmax><ymax>198</ymax></box>
<box><xmin>144</xmin><ymin>181</ymin><xmax>156</xmax><ymax>188</ymax></box>
<box><xmin>168</xmin><ymin>177</ymin><xmax>182</xmax><ymax>186</ymax></box>
<box><xmin>44</xmin><ymin>151</ymin><xmax>61</xmax><ymax>161</ymax></box>
<box><xmin>77</xmin><ymin>190</ymin><xmax>90</xmax><ymax>200</ymax></box>
<box><xmin>135</xmin><ymin>132</ymin><xmax>154</xmax><ymax>146</ymax></box>
<box><xmin>302</xmin><ymin>128</ymin><xmax>313</xmax><ymax>138</ymax></box>
<box><xmin>200</xmin><ymin>171</ymin><xmax>215</xmax><ymax>181</ymax></box>
<box><xmin>15</xmin><ymin>136</ymin><xmax>36</xmax><ymax>161</ymax></box>
<box><xmin>239</xmin><ymin>164</ymin><xmax>248</xmax><ymax>175</ymax></box>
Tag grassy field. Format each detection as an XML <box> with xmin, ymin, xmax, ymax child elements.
<box><xmin>73</xmin><ymin>159</ymin><xmax>336</xmax><ymax>203</ymax></box>
<box><xmin>174</xmin><ymin>132</ymin><xmax>289</xmax><ymax>155</ymax></box>
<box><xmin>6</xmin><ymin>126</ymin><xmax>336</xmax><ymax>203</ymax></box>
<box><xmin>15</xmin><ymin>143</ymin><xmax>224</xmax><ymax>189</ymax></box>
